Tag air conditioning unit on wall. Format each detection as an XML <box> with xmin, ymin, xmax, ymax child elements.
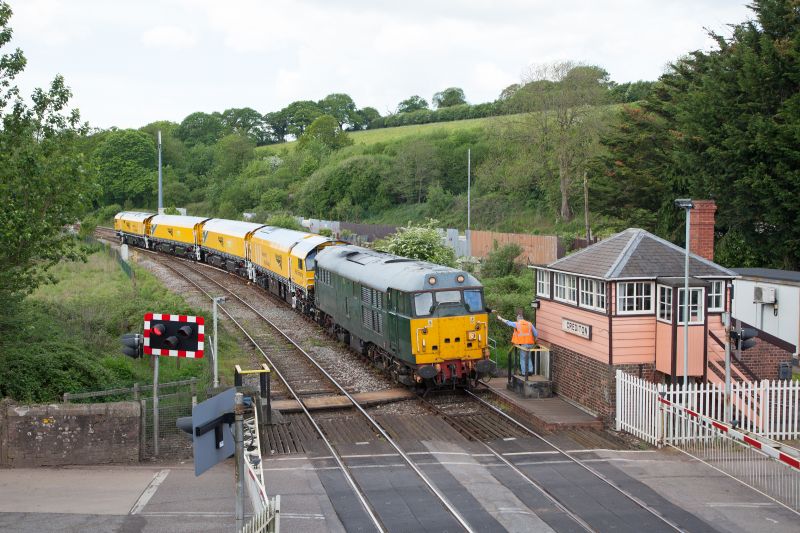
<box><xmin>754</xmin><ymin>285</ymin><xmax>776</xmax><ymax>304</ymax></box>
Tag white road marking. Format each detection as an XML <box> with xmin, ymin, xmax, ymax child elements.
<box><xmin>129</xmin><ymin>469</ymin><xmax>170</xmax><ymax>515</ymax></box>
<box><xmin>705</xmin><ymin>502</ymin><xmax>779</xmax><ymax>508</ymax></box>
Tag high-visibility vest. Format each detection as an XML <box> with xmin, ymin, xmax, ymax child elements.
<box><xmin>512</xmin><ymin>319</ymin><xmax>536</xmax><ymax>344</ymax></box>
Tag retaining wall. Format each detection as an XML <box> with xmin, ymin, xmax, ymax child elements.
<box><xmin>0</xmin><ymin>399</ymin><xmax>140</xmax><ymax>467</ymax></box>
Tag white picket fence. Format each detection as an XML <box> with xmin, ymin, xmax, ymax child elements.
<box><xmin>616</xmin><ymin>370</ymin><xmax>800</xmax><ymax>445</ymax></box>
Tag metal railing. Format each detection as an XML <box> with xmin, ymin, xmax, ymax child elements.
<box><xmin>240</xmin><ymin>496</ymin><xmax>281</xmax><ymax>533</ymax></box>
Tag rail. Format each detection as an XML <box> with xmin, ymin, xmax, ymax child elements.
<box><xmin>146</xmin><ymin>251</ymin><xmax>477</xmax><ymax>532</ymax></box>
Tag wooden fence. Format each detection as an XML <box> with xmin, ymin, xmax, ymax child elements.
<box><xmin>469</xmin><ymin>230</ymin><xmax>561</xmax><ymax>265</ymax></box>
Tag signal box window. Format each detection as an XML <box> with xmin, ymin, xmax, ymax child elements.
<box><xmin>678</xmin><ymin>287</ymin><xmax>704</xmax><ymax>325</ymax></box>
<box><xmin>617</xmin><ymin>282</ymin><xmax>653</xmax><ymax>314</ymax></box>
<box><xmin>707</xmin><ymin>280</ymin><xmax>724</xmax><ymax>312</ymax></box>
<box><xmin>414</xmin><ymin>292</ymin><xmax>433</xmax><ymax>316</ymax></box>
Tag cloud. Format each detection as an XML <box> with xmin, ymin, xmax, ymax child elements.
<box><xmin>141</xmin><ymin>26</ymin><xmax>197</xmax><ymax>49</ymax></box>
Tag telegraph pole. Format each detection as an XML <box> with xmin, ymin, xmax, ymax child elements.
<box><xmin>467</xmin><ymin>148</ymin><xmax>471</xmax><ymax>233</ymax></box>
<box><xmin>157</xmin><ymin>130</ymin><xmax>163</xmax><ymax>212</ymax></box>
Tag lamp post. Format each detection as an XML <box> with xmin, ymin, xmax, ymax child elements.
<box><xmin>674</xmin><ymin>198</ymin><xmax>694</xmax><ymax>388</ymax></box>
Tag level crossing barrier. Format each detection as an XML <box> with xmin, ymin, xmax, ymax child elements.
<box><xmin>658</xmin><ymin>393</ymin><xmax>800</xmax><ymax>514</ymax></box>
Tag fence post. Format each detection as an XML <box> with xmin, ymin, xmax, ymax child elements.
<box><xmin>657</xmin><ymin>383</ymin><xmax>665</xmax><ymax>448</ymax></box>
<box><xmin>615</xmin><ymin>370</ymin><xmax>622</xmax><ymax>432</ymax></box>
<box><xmin>139</xmin><ymin>398</ymin><xmax>147</xmax><ymax>461</ymax></box>
<box><xmin>133</xmin><ymin>383</ymin><xmax>140</xmax><ymax>401</ymax></box>
<box><xmin>190</xmin><ymin>377</ymin><xmax>197</xmax><ymax>407</ymax></box>
<box><xmin>63</xmin><ymin>392</ymin><xmax>71</xmax><ymax>404</ymax></box>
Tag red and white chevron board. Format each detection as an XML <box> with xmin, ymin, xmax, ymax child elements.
<box><xmin>143</xmin><ymin>312</ymin><xmax>205</xmax><ymax>358</ymax></box>
<box><xmin>658</xmin><ymin>395</ymin><xmax>800</xmax><ymax>471</ymax></box>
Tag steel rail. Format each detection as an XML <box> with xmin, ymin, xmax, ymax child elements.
<box><xmin>417</xmin><ymin>395</ymin><xmax>595</xmax><ymax>532</ymax></box>
<box><xmin>467</xmin><ymin>390</ymin><xmax>687</xmax><ymax>532</ymax></box>
<box><xmin>147</xmin><ymin>251</ymin><xmax>475</xmax><ymax>532</ymax></box>
<box><xmin>173</xmin><ymin>256</ymin><xmax>478</xmax><ymax>533</ymax></box>
<box><xmin>141</xmin><ymin>251</ymin><xmax>387</xmax><ymax>533</ymax></box>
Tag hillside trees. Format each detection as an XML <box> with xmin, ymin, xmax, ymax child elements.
<box><xmin>433</xmin><ymin>87</ymin><xmax>467</xmax><ymax>108</ymax></box>
<box><xmin>94</xmin><ymin>129</ymin><xmax>156</xmax><ymax>206</ymax></box>
<box><xmin>297</xmin><ymin>114</ymin><xmax>353</xmax><ymax>151</ymax></box>
<box><xmin>521</xmin><ymin>62</ymin><xmax>611</xmax><ymax>221</ymax></box>
<box><xmin>319</xmin><ymin>93</ymin><xmax>359</xmax><ymax>129</ymax></box>
<box><xmin>176</xmin><ymin>111</ymin><xmax>224</xmax><ymax>146</ymax></box>
<box><xmin>0</xmin><ymin>0</ymin><xmax>95</xmax><ymax>305</ymax></box>
<box><xmin>603</xmin><ymin>0</ymin><xmax>800</xmax><ymax>268</ymax></box>
<box><xmin>397</xmin><ymin>95</ymin><xmax>429</xmax><ymax>113</ymax></box>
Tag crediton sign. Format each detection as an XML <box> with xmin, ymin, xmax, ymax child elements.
<box><xmin>562</xmin><ymin>318</ymin><xmax>592</xmax><ymax>340</ymax></box>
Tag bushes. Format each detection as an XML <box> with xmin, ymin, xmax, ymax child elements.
<box><xmin>481</xmin><ymin>243</ymin><xmax>522</xmax><ymax>278</ymax></box>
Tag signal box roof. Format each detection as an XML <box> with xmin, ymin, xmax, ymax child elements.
<box><xmin>150</xmin><ymin>214</ymin><xmax>209</xmax><ymax>229</ymax></box>
<box><xmin>544</xmin><ymin>228</ymin><xmax>737</xmax><ymax>280</ymax></box>
<box><xmin>202</xmin><ymin>219</ymin><xmax>265</xmax><ymax>238</ymax></box>
<box><xmin>316</xmin><ymin>245</ymin><xmax>480</xmax><ymax>293</ymax></box>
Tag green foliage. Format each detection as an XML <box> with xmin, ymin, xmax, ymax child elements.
<box><xmin>297</xmin><ymin>114</ymin><xmax>353</xmax><ymax>151</ymax></box>
<box><xmin>374</xmin><ymin>220</ymin><xmax>455</xmax><ymax>266</ymax></box>
<box><xmin>177</xmin><ymin>111</ymin><xmax>224</xmax><ymax>147</ymax></box>
<box><xmin>481</xmin><ymin>243</ymin><xmax>522</xmax><ymax>278</ymax></box>
<box><xmin>0</xmin><ymin>2</ymin><xmax>95</xmax><ymax>306</ymax></box>
<box><xmin>93</xmin><ymin>129</ymin><xmax>156</xmax><ymax>206</ymax></box>
<box><xmin>163</xmin><ymin>206</ymin><xmax>181</xmax><ymax>215</ymax></box>
<box><xmin>480</xmin><ymin>271</ymin><xmax>535</xmax><ymax>354</ymax></box>
<box><xmin>318</xmin><ymin>228</ymin><xmax>333</xmax><ymax>237</ymax></box>
<box><xmin>397</xmin><ymin>95</ymin><xmax>429</xmax><ymax>113</ymax></box>
<box><xmin>318</xmin><ymin>93</ymin><xmax>359</xmax><ymax>130</ymax></box>
<box><xmin>602</xmin><ymin>0</ymin><xmax>800</xmax><ymax>268</ymax></box>
<box><xmin>433</xmin><ymin>87</ymin><xmax>467</xmax><ymax>108</ymax></box>
<box><xmin>265</xmin><ymin>213</ymin><xmax>302</xmax><ymax>230</ymax></box>
<box><xmin>0</xmin><ymin>249</ymin><xmax>237</xmax><ymax>402</ymax></box>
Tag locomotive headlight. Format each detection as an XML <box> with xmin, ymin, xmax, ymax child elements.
<box><xmin>467</xmin><ymin>331</ymin><xmax>477</xmax><ymax>341</ymax></box>
<box><xmin>456</xmin><ymin>275</ymin><xmax>465</xmax><ymax>283</ymax></box>
<box><xmin>428</xmin><ymin>276</ymin><xmax>437</xmax><ymax>285</ymax></box>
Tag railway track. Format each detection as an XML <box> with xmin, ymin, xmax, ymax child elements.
<box><xmin>98</xmin><ymin>227</ymin><xmax>690</xmax><ymax>532</ymax></box>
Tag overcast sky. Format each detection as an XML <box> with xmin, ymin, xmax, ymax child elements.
<box><xmin>8</xmin><ymin>0</ymin><xmax>752</xmax><ymax>129</ymax></box>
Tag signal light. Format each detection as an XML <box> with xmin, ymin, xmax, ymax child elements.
<box><xmin>121</xmin><ymin>333</ymin><xmax>143</xmax><ymax>358</ymax></box>
<box><xmin>144</xmin><ymin>313</ymin><xmax>205</xmax><ymax>358</ymax></box>
<box><xmin>730</xmin><ymin>326</ymin><xmax>758</xmax><ymax>352</ymax></box>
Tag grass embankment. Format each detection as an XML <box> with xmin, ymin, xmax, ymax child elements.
<box><xmin>256</xmin><ymin>114</ymin><xmax>520</xmax><ymax>156</ymax></box>
<box><xmin>0</xmin><ymin>245</ymin><xmax>246</xmax><ymax>403</ymax></box>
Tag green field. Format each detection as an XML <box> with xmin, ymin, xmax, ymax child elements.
<box><xmin>256</xmin><ymin>113</ymin><xmax>522</xmax><ymax>156</ymax></box>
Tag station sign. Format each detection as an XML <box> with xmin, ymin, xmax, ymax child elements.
<box><xmin>562</xmin><ymin>318</ymin><xmax>592</xmax><ymax>340</ymax></box>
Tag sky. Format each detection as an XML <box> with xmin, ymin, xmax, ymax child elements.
<box><xmin>7</xmin><ymin>0</ymin><xmax>753</xmax><ymax>130</ymax></box>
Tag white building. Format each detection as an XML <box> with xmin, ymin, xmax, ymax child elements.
<box><xmin>732</xmin><ymin>268</ymin><xmax>799</xmax><ymax>358</ymax></box>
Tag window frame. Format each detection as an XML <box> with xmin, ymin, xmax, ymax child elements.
<box><xmin>678</xmin><ymin>287</ymin><xmax>705</xmax><ymax>325</ymax></box>
<box><xmin>536</xmin><ymin>269</ymin><xmax>551</xmax><ymax>298</ymax></box>
<box><xmin>553</xmin><ymin>272</ymin><xmax>578</xmax><ymax>304</ymax></box>
<box><xmin>657</xmin><ymin>285</ymin><xmax>673</xmax><ymax>323</ymax></box>
<box><xmin>616</xmin><ymin>281</ymin><xmax>655</xmax><ymax>315</ymax></box>
<box><xmin>578</xmin><ymin>278</ymin><xmax>606</xmax><ymax>312</ymax></box>
<box><xmin>707</xmin><ymin>280</ymin><xmax>724</xmax><ymax>312</ymax></box>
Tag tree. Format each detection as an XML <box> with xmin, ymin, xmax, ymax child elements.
<box><xmin>497</xmin><ymin>84</ymin><xmax>521</xmax><ymax>101</ymax></box>
<box><xmin>220</xmin><ymin>107</ymin><xmax>270</xmax><ymax>145</ymax></box>
<box><xmin>374</xmin><ymin>220</ymin><xmax>455</xmax><ymax>267</ymax></box>
<box><xmin>397</xmin><ymin>95</ymin><xmax>429</xmax><ymax>113</ymax></box>
<box><xmin>318</xmin><ymin>93</ymin><xmax>359</xmax><ymax>129</ymax></box>
<box><xmin>176</xmin><ymin>111</ymin><xmax>224</xmax><ymax>147</ymax></box>
<box><xmin>264</xmin><ymin>110</ymin><xmax>289</xmax><ymax>143</ymax></box>
<box><xmin>623</xmin><ymin>0</ymin><xmax>800</xmax><ymax>268</ymax></box>
<box><xmin>521</xmin><ymin>62</ymin><xmax>610</xmax><ymax>221</ymax></box>
<box><xmin>93</xmin><ymin>129</ymin><xmax>156</xmax><ymax>206</ymax></box>
<box><xmin>283</xmin><ymin>100</ymin><xmax>323</xmax><ymax>137</ymax></box>
<box><xmin>0</xmin><ymin>0</ymin><xmax>95</xmax><ymax>305</ymax></box>
<box><xmin>432</xmin><ymin>87</ymin><xmax>466</xmax><ymax>109</ymax></box>
<box><xmin>212</xmin><ymin>134</ymin><xmax>255</xmax><ymax>178</ymax></box>
<box><xmin>357</xmin><ymin>106</ymin><xmax>381</xmax><ymax>129</ymax></box>
<box><xmin>297</xmin><ymin>114</ymin><xmax>353</xmax><ymax>151</ymax></box>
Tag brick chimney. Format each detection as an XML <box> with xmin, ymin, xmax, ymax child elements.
<box><xmin>689</xmin><ymin>200</ymin><xmax>716</xmax><ymax>261</ymax></box>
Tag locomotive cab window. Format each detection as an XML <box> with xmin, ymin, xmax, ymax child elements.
<box><xmin>464</xmin><ymin>290</ymin><xmax>483</xmax><ymax>312</ymax></box>
<box><xmin>297</xmin><ymin>258</ymin><xmax>304</xmax><ymax>270</ymax></box>
<box><xmin>435</xmin><ymin>290</ymin><xmax>461</xmax><ymax>304</ymax></box>
<box><xmin>414</xmin><ymin>292</ymin><xmax>433</xmax><ymax>316</ymax></box>
<box><xmin>306</xmin><ymin>251</ymin><xmax>317</xmax><ymax>270</ymax></box>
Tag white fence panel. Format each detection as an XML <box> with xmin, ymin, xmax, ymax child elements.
<box><xmin>615</xmin><ymin>371</ymin><xmax>800</xmax><ymax>445</ymax></box>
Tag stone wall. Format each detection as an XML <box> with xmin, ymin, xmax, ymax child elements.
<box><xmin>549</xmin><ymin>343</ymin><xmax>655</xmax><ymax>423</ymax></box>
<box><xmin>739</xmin><ymin>337</ymin><xmax>794</xmax><ymax>381</ymax></box>
<box><xmin>0</xmin><ymin>400</ymin><xmax>140</xmax><ymax>467</ymax></box>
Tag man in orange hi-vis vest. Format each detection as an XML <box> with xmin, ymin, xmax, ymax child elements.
<box><xmin>495</xmin><ymin>309</ymin><xmax>538</xmax><ymax>376</ymax></box>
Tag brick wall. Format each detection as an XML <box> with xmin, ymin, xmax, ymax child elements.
<box><xmin>689</xmin><ymin>200</ymin><xmax>716</xmax><ymax>261</ymax></box>
<box><xmin>0</xmin><ymin>400</ymin><xmax>140</xmax><ymax>467</ymax></box>
<box><xmin>549</xmin><ymin>343</ymin><xmax>656</xmax><ymax>424</ymax></box>
<box><xmin>738</xmin><ymin>337</ymin><xmax>794</xmax><ymax>381</ymax></box>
